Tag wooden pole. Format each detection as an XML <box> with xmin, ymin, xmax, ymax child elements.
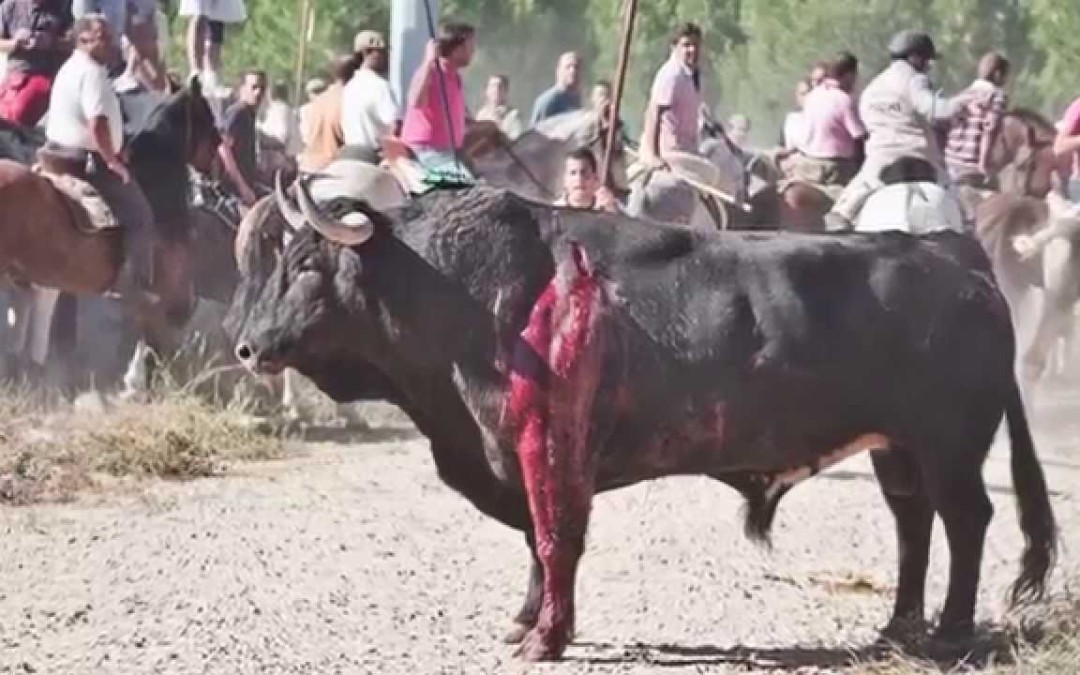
<box><xmin>293</xmin><ymin>0</ymin><xmax>315</xmax><ymax>105</ymax></box>
<box><xmin>600</xmin><ymin>0</ymin><xmax>639</xmax><ymax>188</ymax></box>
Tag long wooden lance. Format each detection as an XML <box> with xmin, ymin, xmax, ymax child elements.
<box><xmin>600</xmin><ymin>0</ymin><xmax>639</xmax><ymax>188</ymax></box>
<box><xmin>293</xmin><ymin>0</ymin><xmax>315</xmax><ymax>105</ymax></box>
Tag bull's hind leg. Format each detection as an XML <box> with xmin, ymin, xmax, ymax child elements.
<box><xmin>872</xmin><ymin>450</ymin><xmax>934</xmax><ymax>641</ymax></box>
<box><xmin>926</xmin><ymin>463</ymin><xmax>994</xmax><ymax>645</ymax></box>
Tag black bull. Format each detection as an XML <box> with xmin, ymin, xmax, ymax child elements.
<box><xmin>227</xmin><ymin>185</ymin><xmax>1057</xmax><ymax>662</ymax></box>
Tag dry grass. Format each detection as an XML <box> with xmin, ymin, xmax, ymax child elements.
<box><xmin>0</xmin><ymin>384</ymin><xmax>285</xmax><ymax>505</ymax></box>
<box><xmin>846</xmin><ymin>590</ymin><xmax>1080</xmax><ymax>674</ymax></box>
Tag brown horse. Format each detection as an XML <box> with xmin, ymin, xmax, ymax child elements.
<box><xmin>968</xmin><ymin>109</ymin><xmax>1074</xmax><ymax>389</ymax></box>
<box><xmin>0</xmin><ymin>82</ymin><xmax>221</xmax><ymax>383</ymax></box>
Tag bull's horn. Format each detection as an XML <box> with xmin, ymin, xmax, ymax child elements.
<box><xmin>296</xmin><ymin>177</ymin><xmax>374</xmax><ymax>246</ymax></box>
<box><xmin>274</xmin><ymin>171</ymin><xmax>305</xmax><ymax>232</ymax></box>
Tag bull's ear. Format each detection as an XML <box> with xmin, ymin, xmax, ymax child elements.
<box><xmin>189</xmin><ymin>73</ymin><xmax>203</xmax><ymax>100</ymax></box>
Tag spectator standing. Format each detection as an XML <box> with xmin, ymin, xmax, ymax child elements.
<box><xmin>179</xmin><ymin>0</ymin><xmax>246</xmax><ymax>94</ymax></box>
<box><xmin>475</xmin><ymin>74</ymin><xmax>522</xmax><ymax>139</ymax></box>
<box><xmin>530</xmin><ymin>51</ymin><xmax>581</xmax><ymax>125</ymax></box>
<box><xmin>0</xmin><ymin>0</ymin><xmax>72</xmax><ymax>126</ymax></box>
<box><xmin>217</xmin><ymin>69</ymin><xmax>266</xmax><ymax>206</ymax></box>
<box><xmin>260</xmin><ymin>80</ymin><xmax>301</xmax><ymax>156</ymax></box>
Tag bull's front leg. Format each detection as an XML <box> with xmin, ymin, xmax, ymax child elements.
<box><xmin>504</xmin><ymin>536</ymin><xmax>544</xmax><ymax>644</ymax></box>
<box><xmin>508</xmin><ymin>242</ymin><xmax>609</xmax><ymax>661</ymax></box>
<box><xmin>514</xmin><ymin>400</ymin><xmax>594</xmax><ymax>661</ymax></box>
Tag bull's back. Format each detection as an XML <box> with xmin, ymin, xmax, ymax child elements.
<box><xmin>571</xmin><ymin>226</ymin><xmax>1012</xmax><ymax>402</ymax></box>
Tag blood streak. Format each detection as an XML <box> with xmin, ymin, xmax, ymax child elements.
<box><xmin>505</xmin><ymin>242</ymin><xmax>609</xmax><ymax>660</ymax></box>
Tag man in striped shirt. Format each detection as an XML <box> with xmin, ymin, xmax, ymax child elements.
<box><xmin>945</xmin><ymin>52</ymin><xmax>1009</xmax><ymax>186</ymax></box>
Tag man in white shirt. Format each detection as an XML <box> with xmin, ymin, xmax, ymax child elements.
<box><xmin>340</xmin><ymin>30</ymin><xmax>400</xmax><ymax>163</ymax></box>
<box><xmin>45</xmin><ymin>14</ymin><xmax>154</xmax><ymax>295</ymax></box>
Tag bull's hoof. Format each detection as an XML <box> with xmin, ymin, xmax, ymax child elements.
<box><xmin>514</xmin><ymin>627</ymin><xmax>569</xmax><ymax>661</ymax></box>
<box><xmin>879</xmin><ymin>615</ymin><xmax>929</xmax><ymax>647</ymax></box>
<box><xmin>502</xmin><ymin>621</ymin><xmax>531</xmax><ymax>645</ymax></box>
<box><xmin>925</xmin><ymin>625</ymin><xmax>974</xmax><ymax>661</ymax></box>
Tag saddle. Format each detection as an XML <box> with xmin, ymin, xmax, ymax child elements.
<box><xmin>34</xmin><ymin>147</ymin><xmax>119</xmax><ymax>233</ymax></box>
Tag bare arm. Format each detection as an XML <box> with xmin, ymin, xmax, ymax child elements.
<box><xmin>0</xmin><ymin>28</ymin><xmax>28</xmax><ymax>54</ymax></box>
<box><xmin>90</xmin><ymin>116</ymin><xmax>121</xmax><ymax>164</ymax></box>
<box><xmin>642</xmin><ymin>104</ymin><xmax>664</xmax><ymax>161</ymax></box>
<box><xmin>977</xmin><ymin>93</ymin><xmax>1006</xmax><ymax>173</ymax></box>
<box><xmin>1053</xmin><ymin>133</ymin><xmax>1080</xmax><ymax>160</ymax></box>
<box><xmin>908</xmin><ymin>74</ymin><xmax>970</xmax><ymax>123</ymax></box>
<box><xmin>407</xmin><ymin>41</ymin><xmax>440</xmax><ymax>110</ymax></box>
<box><xmin>217</xmin><ymin>139</ymin><xmax>258</xmax><ymax>205</ymax></box>
<box><xmin>407</xmin><ymin>63</ymin><xmax>433</xmax><ymax>110</ymax></box>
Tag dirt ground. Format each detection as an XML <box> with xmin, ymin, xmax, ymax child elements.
<box><xmin>1</xmin><ymin>385</ymin><xmax>1078</xmax><ymax>675</ymax></box>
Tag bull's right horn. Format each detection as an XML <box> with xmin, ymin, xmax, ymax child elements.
<box><xmin>274</xmin><ymin>171</ymin><xmax>305</xmax><ymax>232</ymax></box>
<box><xmin>296</xmin><ymin>177</ymin><xmax>375</xmax><ymax>247</ymax></box>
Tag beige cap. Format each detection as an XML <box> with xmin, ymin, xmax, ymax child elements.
<box><xmin>353</xmin><ymin>30</ymin><xmax>387</xmax><ymax>52</ymax></box>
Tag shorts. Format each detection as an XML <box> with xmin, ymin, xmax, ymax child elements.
<box><xmin>179</xmin><ymin>0</ymin><xmax>247</xmax><ymax>25</ymax></box>
<box><xmin>206</xmin><ymin>20</ymin><xmax>224</xmax><ymax>44</ymax></box>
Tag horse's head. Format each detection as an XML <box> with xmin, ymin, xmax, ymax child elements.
<box><xmin>173</xmin><ymin>77</ymin><xmax>221</xmax><ymax>173</ymax></box>
<box><xmin>987</xmin><ymin>109</ymin><xmax>1059</xmax><ymax>198</ymax></box>
<box><xmin>129</xmin><ymin>77</ymin><xmax>220</xmax><ymax>174</ymax></box>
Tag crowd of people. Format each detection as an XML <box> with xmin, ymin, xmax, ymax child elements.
<box><xmin>8</xmin><ymin>5</ymin><xmax>1080</xmax><ymax>299</ymax></box>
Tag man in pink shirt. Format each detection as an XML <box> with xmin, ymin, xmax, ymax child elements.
<box><xmin>640</xmin><ymin>22</ymin><xmax>703</xmax><ymax>168</ymax></box>
<box><xmin>400</xmin><ymin>21</ymin><xmax>474</xmax><ymax>176</ymax></box>
<box><xmin>786</xmin><ymin>52</ymin><xmax>867</xmax><ymax>186</ymax></box>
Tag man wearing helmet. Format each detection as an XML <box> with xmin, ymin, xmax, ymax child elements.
<box><xmin>824</xmin><ymin>30</ymin><xmax>989</xmax><ymax>230</ymax></box>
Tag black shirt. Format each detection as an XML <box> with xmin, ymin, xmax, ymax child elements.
<box><xmin>220</xmin><ymin>101</ymin><xmax>259</xmax><ymax>187</ymax></box>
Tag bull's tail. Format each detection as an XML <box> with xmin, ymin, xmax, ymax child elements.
<box><xmin>1005</xmin><ymin>379</ymin><xmax>1058</xmax><ymax>606</ymax></box>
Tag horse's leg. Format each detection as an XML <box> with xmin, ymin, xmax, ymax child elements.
<box><xmin>153</xmin><ymin>239</ymin><xmax>195</xmax><ymax>327</ymax></box>
<box><xmin>1026</xmin><ymin>239</ymin><xmax>1080</xmax><ymax>385</ymax></box>
<box><xmin>7</xmin><ymin>288</ymin><xmax>31</xmax><ymax>377</ymax></box>
<box><xmin>26</xmin><ymin>286</ymin><xmax>61</xmax><ymax>386</ymax></box>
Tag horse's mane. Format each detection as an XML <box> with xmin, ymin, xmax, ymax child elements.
<box><xmin>127</xmin><ymin>88</ymin><xmax>189</xmax><ymax>142</ymax></box>
<box><xmin>1005</xmin><ymin>107</ymin><xmax>1057</xmax><ymax>139</ymax></box>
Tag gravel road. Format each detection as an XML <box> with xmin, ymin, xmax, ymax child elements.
<box><xmin>1</xmin><ymin>392</ymin><xmax>1078</xmax><ymax>674</ymax></box>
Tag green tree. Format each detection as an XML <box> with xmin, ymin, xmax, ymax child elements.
<box><xmin>1028</xmin><ymin>0</ymin><xmax>1080</xmax><ymax>112</ymax></box>
<box><xmin>164</xmin><ymin>0</ymin><xmax>389</xmax><ymax>95</ymax></box>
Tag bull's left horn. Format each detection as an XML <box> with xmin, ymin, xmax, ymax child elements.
<box><xmin>296</xmin><ymin>178</ymin><xmax>374</xmax><ymax>247</ymax></box>
<box><xmin>274</xmin><ymin>171</ymin><xmax>305</xmax><ymax>232</ymax></box>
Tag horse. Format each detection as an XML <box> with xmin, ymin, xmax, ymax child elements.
<box><xmin>0</xmin><ymin>80</ymin><xmax>224</xmax><ymax>390</ymax></box>
<box><xmin>965</xmin><ymin>109</ymin><xmax>1077</xmax><ymax>390</ymax></box>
